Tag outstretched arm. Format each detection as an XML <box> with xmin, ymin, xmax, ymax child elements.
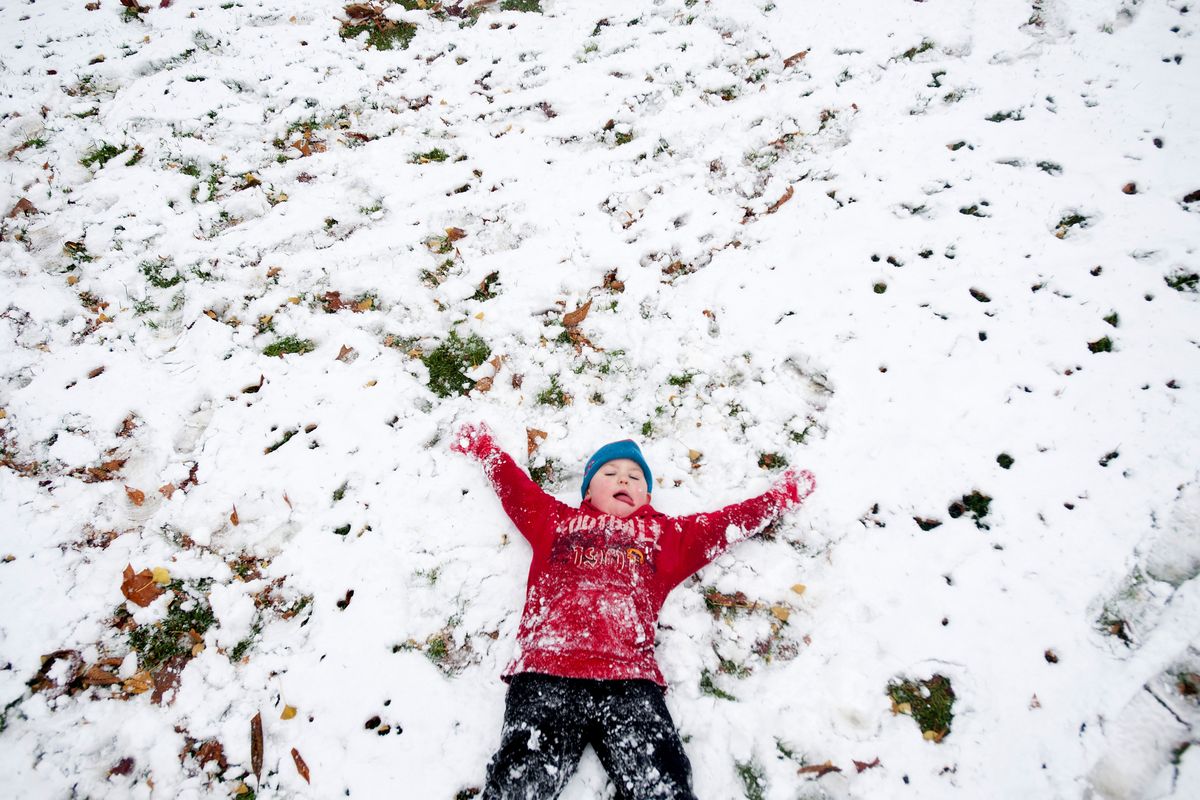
<box><xmin>658</xmin><ymin>469</ymin><xmax>816</xmax><ymax>589</ymax></box>
<box><xmin>451</xmin><ymin>422</ymin><xmax>567</xmax><ymax>550</ymax></box>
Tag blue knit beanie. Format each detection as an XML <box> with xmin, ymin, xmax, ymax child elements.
<box><xmin>580</xmin><ymin>440</ymin><xmax>653</xmax><ymax>499</ymax></box>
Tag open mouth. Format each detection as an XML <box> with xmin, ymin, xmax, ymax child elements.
<box><xmin>613</xmin><ymin>491</ymin><xmax>634</xmax><ymax>506</ymax></box>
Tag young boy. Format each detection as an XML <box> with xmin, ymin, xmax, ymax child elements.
<box><xmin>451</xmin><ymin>422</ymin><xmax>815</xmax><ymax>800</ymax></box>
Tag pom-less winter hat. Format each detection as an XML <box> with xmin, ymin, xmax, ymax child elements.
<box><xmin>580</xmin><ymin>440</ymin><xmax>653</xmax><ymax>499</ymax></box>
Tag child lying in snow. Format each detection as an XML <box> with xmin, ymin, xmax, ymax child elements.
<box><xmin>452</xmin><ymin>422</ymin><xmax>816</xmax><ymax>800</ymax></box>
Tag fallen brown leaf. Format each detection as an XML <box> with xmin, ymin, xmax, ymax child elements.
<box><xmin>28</xmin><ymin>650</ymin><xmax>83</xmax><ymax>696</ymax></box>
<box><xmin>125</xmin><ymin>486</ymin><xmax>146</xmax><ymax>506</ymax></box>
<box><xmin>445</xmin><ymin>226</ymin><xmax>467</xmax><ymax>242</ymax></box>
<box><xmin>852</xmin><ymin>757</ymin><xmax>881</xmax><ymax>773</ymax></box>
<box><xmin>251</xmin><ymin>712</ymin><xmax>263</xmax><ymax>781</ymax></box>
<box><xmin>563</xmin><ymin>299</ymin><xmax>592</xmax><ymax>328</ymax></box>
<box><xmin>152</xmin><ymin>653</ymin><xmax>190</xmax><ymax>705</ymax></box>
<box><xmin>291</xmin><ymin>747</ymin><xmax>311</xmax><ymax>783</ymax></box>
<box><xmin>783</xmin><ymin>50</ymin><xmax>809</xmax><ymax>67</ymax></box>
<box><xmin>336</xmin><ymin>344</ymin><xmax>356</xmax><ymax>362</ymax></box>
<box><xmin>527</xmin><ymin>428</ymin><xmax>548</xmax><ymax>456</ymax></box>
<box><xmin>7</xmin><ymin>198</ymin><xmax>38</xmax><ymax>218</ymax></box>
<box><xmin>230</xmin><ymin>505</ymin><xmax>239</xmax><ymax>526</ymax></box>
<box><xmin>159</xmin><ymin>483</ymin><xmax>176</xmax><ymax>499</ymax></box>
<box><xmin>83</xmin><ymin>664</ymin><xmax>122</xmax><ymax>687</ymax></box>
<box><xmin>108</xmin><ymin>757</ymin><xmax>134</xmax><ymax>776</ymax></box>
<box><xmin>196</xmin><ymin>740</ymin><xmax>227</xmax><ymax>770</ymax></box>
<box><xmin>121</xmin><ymin>565</ymin><xmax>164</xmax><ymax>607</ymax></box>
<box><xmin>766</xmin><ymin>185</ymin><xmax>795</xmax><ymax>215</ymax></box>
<box><xmin>798</xmin><ymin>761</ymin><xmax>842</xmax><ymax>778</ymax></box>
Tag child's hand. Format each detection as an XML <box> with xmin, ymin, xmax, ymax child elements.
<box><xmin>773</xmin><ymin>469</ymin><xmax>816</xmax><ymax>505</ymax></box>
<box><xmin>450</xmin><ymin>421</ymin><xmax>495</xmax><ymax>459</ymax></box>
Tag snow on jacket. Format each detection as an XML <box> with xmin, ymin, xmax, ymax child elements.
<box><xmin>470</xmin><ymin>440</ymin><xmax>809</xmax><ymax>687</ymax></box>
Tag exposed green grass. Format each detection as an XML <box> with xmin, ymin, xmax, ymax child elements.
<box><xmin>888</xmin><ymin>674</ymin><xmax>955</xmax><ymax>741</ymax></box>
<box><xmin>341</xmin><ymin>20</ymin><xmax>417</xmax><ymax>50</ymax></box>
<box><xmin>948</xmin><ymin>490</ymin><xmax>992</xmax><ymax>528</ymax></box>
<box><xmin>263</xmin><ymin>337</ymin><xmax>316</xmax><ymax>357</ymax></box>
<box><xmin>422</xmin><ymin>330</ymin><xmax>491</xmax><ymax>398</ymax></box>
<box><xmin>1088</xmin><ymin>336</ymin><xmax>1114</xmax><ymax>354</ymax></box>
<box><xmin>536</xmin><ymin>375</ymin><xmax>571</xmax><ymax>407</ymax></box>
<box><xmin>501</xmin><ymin>0</ymin><xmax>542</xmax><ymax>11</ymax></box>
<box><xmin>80</xmin><ymin>142</ymin><xmax>127</xmax><ymax>168</ymax></box>
<box><xmin>1055</xmin><ymin>213</ymin><xmax>1089</xmax><ymax>237</ymax></box>
<box><xmin>700</xmin><ymin>669</ymin><xmax>737</xmax><ymax>701</ymax></box>
<box><xmin>140</xmin><ymin>257</ymin><xmax>184</xmax><ymax>289</ymax></box>
<box><xmin>986</xmin><ymin>109</ymin><xmax>1024</xmax><ymax>122</ymax></box>
<box><xmin>264</xmin><ymin>428</ymin><xmax>298</xmax><ymax>454</ymax></box>
<box><xmin>997</xmin><ymin>453</ymin><xmax>1014</xmax><ymax>470</ymax></box>
<box><xmin>1165</xmin><ymin>271</ymin><xmax>1199</xmax><ymax>292</ymax></box>
<box><xmin>127</xmin><ymin>581</ymin><xmax>215</xmax><ymax>671</ymax></box>
<box><xmin>735</xmin><ymin>759</ymin><xmax>766</xmax><ymax>800</ymax></box>
<box><xmin>530</xmin><ymin>459</ymin><xmax>558</xmax><ymax>488</ymax></box>
<box><xmin>901</xmin><ymin>39</ymin><xmax>935</xmax><ymax>60</ymax></box>
<box><xmin>471</xmin><ymin>271</ymin><xmax>500</xmax><ymax>301</ymax></box>
<box><xmin>411</xmin><ymin>148</ymin><xmax>449</xmax><ymax>164</ymax></box>
<box><xmin>667</xmin><ymin>371</ymin><xmax>695</xmax><ymax>388</ymax></box>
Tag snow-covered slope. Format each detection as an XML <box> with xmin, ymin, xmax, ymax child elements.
<box><xmin>1</xmin><ymin>0</ymin><xmax>1198</xmax><ymax>797</ymax></box>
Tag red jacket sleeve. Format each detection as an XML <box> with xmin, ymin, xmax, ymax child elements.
<box><xmin>471</xmin><ymin>440</ymin><xmax>569</xmax><ymax>553</ymax></box>
<box><xmin>656</xmin><ymin>483</ymin><xmax>799</xmax><ymax>590</ymax></box>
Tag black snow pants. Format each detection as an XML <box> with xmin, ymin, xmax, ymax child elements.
<box><xmin>482</xmin><ymin>673</ymin><xmax>698</xmax><ymax>800</ymax></box>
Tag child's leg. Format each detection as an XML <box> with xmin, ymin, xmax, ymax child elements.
<box><xmin>483</xmin><ymin>674</ymin><xmax>589</xmax><ymax>800</ymax></box>
<box><xmin>588</xmin><ymin>680</ymin><xmax>697</xmax><ymax>800</ymax></box>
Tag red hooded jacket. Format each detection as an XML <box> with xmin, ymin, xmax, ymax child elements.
<box><xmin>465</xmin><ymin>437</ymin><xmax>812</xmax><ymax>687</ymax></box>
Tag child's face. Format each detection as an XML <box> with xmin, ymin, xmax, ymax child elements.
<box><xmin>585</xmin><ymin>458</ymin><xmax>650</xmax><ymax>518</ymax></box>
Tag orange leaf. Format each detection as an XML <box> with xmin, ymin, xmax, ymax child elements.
<box><xmin>766</xmin><ymin>185</ymin><xmax>794</xmax><ymax>215</ymax></box>
<box><xmin>159</xmin><ymin>483</ymin><xmax>176</xmax><ymax>499</ymax></box>
<box><xmin>353</xmin><ymin>297</ymin><xmax>373</xmax><ymax>312</ymax></box>
<box><xmin>121</xmin><ymin>564</ymin><xmax>164</xmax><ymax>607</ymax></box>
<box><xmin>291</xmin><ymin>747</ymin><xmax>311</xmax><ymax>783</ymax></box>
<box><xmin>783</xmin><ymin>50</ymin><xmax>809</xmax><ymax>68</ymax></box>
<box><xmin>125</xmin><ymin>486</ymin><xmax>146</xmax><ymax>506</ymax></box>
<box><xmin>445</xmin><ymin>226</ymin><xmax>467</xmax><ymax>242</ymax></box>
<box><xmin>526</xmin><ymin>428</ymin><xmax>548</xmax><ymax>456</ymax></box>
<box><xmin>230</xmin><ymin>505</ymin><xmax>239</xmax><ymax>526</ymax></box>
<box><xmin>563</xmin><ymin>299</ymin><xmax>592</xmax><ymax>328</ymax></box>
<box><xmin>798</xmin><ymin>761</ymin><xmax>842</xmax><ymax>778</ymax></box>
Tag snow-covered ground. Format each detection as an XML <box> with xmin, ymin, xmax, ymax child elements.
<box><xmin>2</xmin><ymin>0</ymin><xmax>1198</xmax><ymax>797</ymax></box>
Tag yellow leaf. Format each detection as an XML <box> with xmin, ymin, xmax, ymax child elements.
<box><xmin>191</xmin><ymin>641</ymin><xmax>205</xmax><ymax>656</ymax></box>
<box><xmin>123</xmin><ymin>671</ymin><xmax>153</xmax><ymax>694</ymax></box>
<box><xmin>281</xmin><ymin>705</ymin><xmax>297</xmax><ymax>720</ymax></box>
<box><xmin>897</xmin><ymin>702</ymin><xmax>912</xmax><ymax>715</ymax></box>
<box><xmin>97</xmin><ymin>313</ymin><xmax>113</xmax><ymax>323</ymax></box>
<box><xmin>0</xmin><ymin>409</ymin><xmax>6</xmax><ymax>419</ymax></box>
<box><xmin>67</xmin><ymin>275</ymin><xmax>79</xmax><ymax>286</ymax></box>
<box><xmin>288</xmin><ymin>296</ymin><xmax>301</xmax><ymax>304</ymax></box>
<box><xmin>152</xmin><ymin>567</ymin><xmax>171</xmax><ymax>585</ymax></box>
<box><xmin>235</xmin><ymin>783</ymin><xmax>250</xmax><ymax>796</ymax></box>
<box><xmin>364</xmin><ymin>379</ymin><xmax>377</xmax><ymax>387</ymax></box>
<box><xmin>923</xmin><ymin>729</ymin><xmax>939</xmax><ymax>741</ymax></box>
<box><xmin>474</xmin><ymin>312</ymin><xmax>484</xmax><ymax>320</ymax></box>
<box><xmin>791</xmin><ymin>583</ymin><xmax>807</xmax><ymax>595</ymax></box>
<box><xmin>770</xmin><ymin>605</ymin><xmax>790</xmax><ymax>622</ymax></box>
<box><xmin>688</xmin><ymin>449</ymin><xmax>702</xmax><ymax>462</ymax></box>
